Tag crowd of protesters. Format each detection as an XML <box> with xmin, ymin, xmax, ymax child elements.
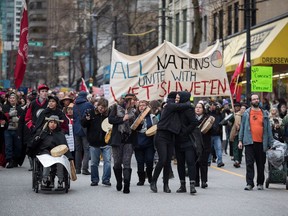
<box><xmin>0</xmin><ymin>85</ymin><xmax>286</xmax><ymax>193</ymax></box>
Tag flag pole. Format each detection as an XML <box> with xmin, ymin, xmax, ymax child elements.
<box><xmin>22</xmin><ymin>0</ymin><xmax>27</xmax><ymax>10</ymax></box>
<box><xmin>230</xmin><ymin>74</ymin><xmax>240</xmax><ymax>112</ymax></box>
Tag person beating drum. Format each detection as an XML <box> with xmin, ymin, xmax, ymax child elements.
<box><xmin>133</xmin><ymin>100</ymin><xmax>158</xmax><ymax>186</ymax></box>
<box><xmin>27</xmin><ymin>115</ymin><xmax>73</xmax><ymax>189</ymax></box>
<box><xmin>194</xmin><ymin>102</ymin><xmax>213</xmax><ymax>188</ymax></box>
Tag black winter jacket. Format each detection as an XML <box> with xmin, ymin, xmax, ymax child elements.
<box><xmin>81</xmin><ymin>109</ymin><xmax>107</xmax><ymax>147</ymax></box>
<box><xmin>208</xmin><ymin>110</ymin><xmax>223</xmax><ymax>136</ymax></box>
<box><xmin>157</xmin><ymin>102</ymin><xmax>191</xmax><ymax>135</ymax></box>
<box><xmin>29</xmin><ymin>127</ymin><xmax>73</xmax><ymax>160</ymax></box>
<box><xmin>34</xmin><ymin>107</ymin><xmax>69</xmax><ymax>134</ymax></box>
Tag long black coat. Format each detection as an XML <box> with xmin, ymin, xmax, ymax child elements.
<box><xmin>108</xmin><ymin>104</ymin><xmax>137</xmax><ymax>147</ymax></box>
<box><xmin>81</xmin><ymin>109</ymin><xmax>107</xmax><ymax>147</ymax></box>
<box><xmin>196</xmin><ymin>114</ymin><xmax>212</xmax><ymax>153</ymax></box>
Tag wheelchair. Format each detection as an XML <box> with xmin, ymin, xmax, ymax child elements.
<box><xmin>32</xmin><ymin>156</ymin><xmax>70</xmax><ymax>193</ymax></box>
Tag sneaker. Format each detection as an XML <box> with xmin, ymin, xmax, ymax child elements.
<box><xmin>90</xmin><ymin>182</ymin><xmax>98</xmax><ymax>186</ymax></box>
<box><xmin>82</xmin><ymin>169</ymin><xmax>91</xmax><ymax>175</ymax></box>
<box><xmin>76</xmin><ymin>169</ymin><xmax>81</xmax><ymax>174</ymax></box>
<box><xmin>244</xmin><ymin>185</ymin><xmax>253</xmax><ymax>191</ymax></box>
<box><xmin>102</xmin><ymin>181</ymin><xmax>112</xmax><ymax>186</ymax></box>
<box><xmin>217</xmin><ymin>162</ymin><xmax>225</xmax><ymax>167</ymax></box>
<box><xmin>257</xmin><ymin>184</ymin><xmax>264</xmax><ymax>190</ymax></box>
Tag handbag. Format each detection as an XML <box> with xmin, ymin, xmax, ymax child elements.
<box><xmin>105</xmin><ymin>128</ymin><xmax>112</xmax><ymax>144</ymax></box>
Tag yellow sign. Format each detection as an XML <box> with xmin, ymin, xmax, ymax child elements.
<box><xmin>251</xmin><ymin>66</ymin><xmax>273</xmax><ymax>92</ymax></box>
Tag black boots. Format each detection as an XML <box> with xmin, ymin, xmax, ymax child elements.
<box><xmin>146</xmin><ymin>167</ymin><xmax>153</xmax><ymax>184</ymax></box>
<box><xmin>137</xmin><ymin>171</ymin><xmax>145</xmax><ymax>186</ymax></box>
<box><xmin>190</xmin><ymin>181</ymin><xmax>197</xmax><ymax>194</ymax></box>
<box><xmin>163</xmin><ymin>183</ymin><xmax>171</xmax><ymax>193</ymax></box>
<box><xmin>176</xmin><ymin>181</ymin><xmax>187</xmax><ymax>193</ymax></box>
<box><xmin>123</xmin><ymin>168</ymin><xmax>132</xmax><ymax>194</ymax></box>
<box><xmin>201</xmin><ymin>181</ymin><xmax>208</xmax><ymax>188</ymax></box>
<box><xmin>150</xmin><ymin>181</ymin><xmax>157</xmax><ymax>193</ymax></box>
<box><xmin>113</xmin><ymin>167</ymin><xmax>123</xmax><ymax>191</ymax></box>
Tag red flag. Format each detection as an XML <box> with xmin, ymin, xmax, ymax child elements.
<box><xmin>80</xmin><ymin>78</ymin><xmax>89</xmax><ymax>93</ymax></box>
<box><xmin>230</xmin><ymin>52</ymin><xmax>245</xmax><ymax>102</ymax></box>
<box><xmin>14</xmin><ymin>6</ymin><xmax>28</xmax><ymax>89</ymax></box>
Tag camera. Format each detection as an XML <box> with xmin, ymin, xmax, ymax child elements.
<box><xmin>85</xmin><ymin>109</ymin><xmax>91</xmax><ymax>116</ymax></box>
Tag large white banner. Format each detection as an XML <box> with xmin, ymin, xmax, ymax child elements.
<box><xmin>109</xmin><ymin>40</ymin><xmax>230</xmax><ymax>102</ymax></box>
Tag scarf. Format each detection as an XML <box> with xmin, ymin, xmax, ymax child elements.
<box><xmin>117</xmin><ymin>105</ymin><xmax>136</xmax><ymax>135</ymax></box>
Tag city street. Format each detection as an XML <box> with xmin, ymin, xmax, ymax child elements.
<box><xmin>0</xmin><ymin>154</ymin><xmax>287</xmax><ymax>216</ymax></box>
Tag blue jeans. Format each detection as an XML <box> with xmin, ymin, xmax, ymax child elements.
<box><xmin>4</xmin><ymin>130</ymin><xmax>21</xmax><ymax>161</ymax></box>
<box><xmin>209</xmin><ymin>135</ymin><xmax>223</xmax><ymax>165</ymax></box>
<box><xmin>90</xmin><ymin>146</ymin><xmax>111</xmax><ymax>183</ymax></box>
<box><xmin>74</xmin><ymin>136</ymin><xmax>90</xmax><ymax>171</ymax></box>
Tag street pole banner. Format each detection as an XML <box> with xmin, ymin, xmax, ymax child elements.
<box><xmin>109</xmin><ymin>40</ymin><xmax>230</xmax><ymax>103</ymax></box>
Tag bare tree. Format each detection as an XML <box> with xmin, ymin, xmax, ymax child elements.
<box><xmin>190</xmin><ymin>0</ymin><xmax>202</xmax><ymax>54</ymax></box>
<box><xmin>112</xmin><ymin>0</ymin><xmax>158</xmax><ymax>55</ymax></box>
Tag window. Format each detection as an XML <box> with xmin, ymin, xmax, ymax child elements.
<box><xmin>213</xmin><ymin>13</ymin><xmax>217</xmax><ymax>41</ymax></box>
<box><xmin>203</xmin><ymin>15</ymin><xmax>207</xmax><ymax>41</ymax></box>
<box><xmin>176</xmin><ymin>13</ymin><xmax>179</xmax><ymax>46</ymax></box>
<box><xmin>182</xmin><ymin>9</ymin><xmax>187</xmax><ymax>43</ymax></box>
<box><xmin>36</xmin><ymin>2</ymin><xmax>42</xmax><ymax>9</ymax></box>
<box><xmin>219</xmin><ymin>10</ymin><xmax>223</xmax><ymax>39</ymax></box>
<box><xmin>227</xmin><ymin>5</ymin><xmax>232</xmax><ymax>36</ymax></box>
<box><xmin>234</xmin><ymin>2</ymin><xmax>239</xmax><ymax>33</ymax></box>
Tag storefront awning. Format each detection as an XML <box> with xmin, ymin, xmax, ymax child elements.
<box><xmin>224</xmin><ymin>17</ymin><xmax>288</xmax><ymax>73</ymax></box>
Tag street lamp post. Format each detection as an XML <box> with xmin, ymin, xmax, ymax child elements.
<box><xmin>245</xmin><ymin>0</ymin><xmax>252</xmax><ymax>104</ymax></box>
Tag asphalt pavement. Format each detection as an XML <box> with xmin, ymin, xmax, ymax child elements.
<box><xmin>0</xmin><ymin>153</ymin><xmax>287</xmax><ymax>216</ymax></box>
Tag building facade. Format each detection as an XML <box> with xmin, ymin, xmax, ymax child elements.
<box><xmin>161</xmin><ymin>0</ymin><xmax>288</xmax><ymax>100</ymax></box>
<box><xmin>0</xmin><ymin>0</ymin><xmax>22</xmax><ymax>84</ymax></box>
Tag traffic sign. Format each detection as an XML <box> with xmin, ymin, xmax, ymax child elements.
<box><xmin>28</xmin><ymin>41</ymin><xmax>43</xmax><ymax>47</ymax></box>
<box><xmin>53</xmin><ymin>52</ymin><xmax>70</xmax><ymax>57</ymax></box>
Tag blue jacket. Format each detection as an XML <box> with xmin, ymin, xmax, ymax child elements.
<box><xmin>238</xmin><ymin>107</ymin><xmax>273</xmax><ymax>152</ymax></box>
<box><xmin>73</xmin><ymin>96</ymin><xmax>94</xmax><ymax>137</ymax></box>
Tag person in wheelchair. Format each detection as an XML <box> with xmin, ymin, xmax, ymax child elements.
<box><xmin>28</xmin><ymin>115</ymin><xmax>73</xmax><ymax>189</ymax></box>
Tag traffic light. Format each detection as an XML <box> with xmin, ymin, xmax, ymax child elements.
<box><xmin>89</xmin><ymin>77</ymin><xmax>93</xmax><ymax>87</ymax></box>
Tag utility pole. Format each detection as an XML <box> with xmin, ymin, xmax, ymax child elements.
<box><xmin>161</xmin><ymin>0</ymin><xmax>166</xmax><ymax>43</ymax></box>
<box><xmin>245</xmin><ymin>0</ymin><xmax>252</xmax><ymax>104</ymax></box>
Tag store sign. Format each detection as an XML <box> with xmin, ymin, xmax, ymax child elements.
<box><xmin>262</xmin><ymin>57</ymin><xmax>288</xmax><ymax>64</ymax></box>
<box><xmin>251</xmin><ymin>66</ymin><xmax>273</xmax><ymax>92</ymax></box>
